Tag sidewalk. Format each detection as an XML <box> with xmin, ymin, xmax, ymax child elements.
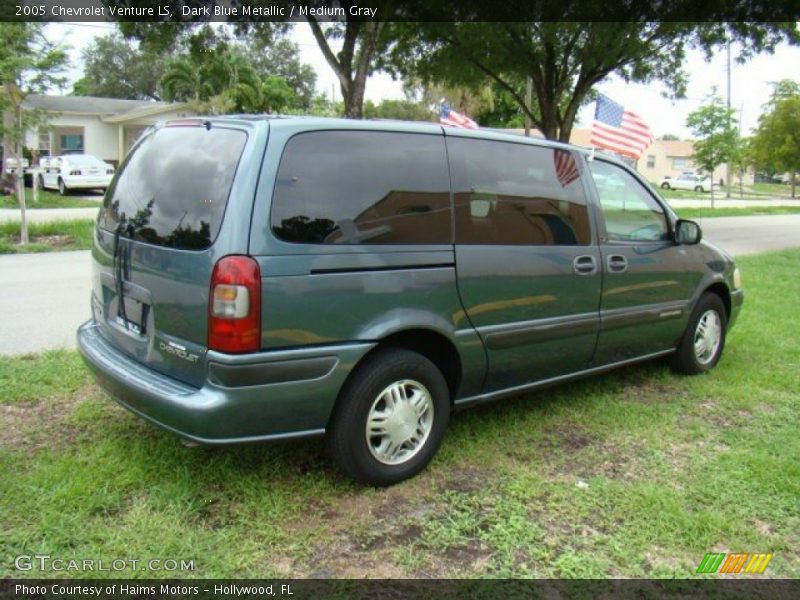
<box><xmin>0</xmin><ymin>207</ymin><xmax>99</xmax><ymax>223</ymax></box>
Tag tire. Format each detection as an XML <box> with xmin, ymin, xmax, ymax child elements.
<box><xmin>326</xmin><ymin>347</ymin><xmax>451</xmax><ymax>486</ymax></box>
<box><xmin>671</xmin><ymin>293</ymin><xmax>727</xmax><ymax>375</ymax></box>
<box><xmin>660</xmin><ymin>182</ymin><xmax>670</xmax><ymax>190</ymax></box>
<box><xmin>694</xmin><ymin>185</ymin><xmax>704</xmax><ymax>193</ymax></box>
<box><xmin>37</xmin><ymin>175</ymin><xmax>44</xmax><ymax>189</ymax></box>
<box><xmin>58</xmin><ymin>178</ymin><xmax>67</xmax><ymax>196</ymax></box>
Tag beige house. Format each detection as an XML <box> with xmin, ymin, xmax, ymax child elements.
<box><xmin>22</xmin><ymin>95</ymin><xmax>196</xmax><ymax>166</ymax></box>
<box><xmin>505</xmin><ymin>127</ymin><xmax>753</xmax><ymax>186</ymax></box>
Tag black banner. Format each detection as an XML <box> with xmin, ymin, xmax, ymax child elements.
<box><xmin>2</xmin><ymin>579</ymin><xmax>800</xmax><ymax>600</ymax></box>
<box><xmin>2</xmin><ymin>0</ymin><xmax>800</xmax><ymax>23</ymax></box>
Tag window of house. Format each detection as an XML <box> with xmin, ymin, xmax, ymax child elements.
<box><xmin>448</xmin><ymin>138</ymin><xmax>591</xmax><ymax>246</ymax></box>
<box><xmin>38</xmin><ymin>131</ymin><xmax>50</xmax><ymax>156</ymax></box>
<box><xmin>60</xmin><ymin>134</ymin><xmax>84</xmax><ymax>152</ymax></box>
<box><xmin>672</xmin><ymin>157</ymin><xmax>688</xmax><ymax>169</ymax></box>
<box><xmin>271</xmin><ymin>131</ymin><xmax>452</xmax><ymax>245</ymax></box>
<box><xmin>646</xmin><ymin>155</ymin><xmax>656</xmax><ymax>169</ymax></box>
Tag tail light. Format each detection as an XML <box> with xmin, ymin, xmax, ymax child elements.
<box><xmin>69</xmin><ymin>169</ymin><xmax>82</xmax><ymax>175</ymax></box>
<box><xmin>208</xmin><ymin>256</ymin><xmax>261</xmax><ymax>353</ymax></box>
<box><xmin>106</xmin><ymin>168</ymin><xmax>114</xmax><ymax>175</ymax></box>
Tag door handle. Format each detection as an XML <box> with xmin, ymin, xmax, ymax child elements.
<box><xmin>573</xmin><ymin>255</ymin><xmax>597</xmax><ymax>275</ymax></box>
<box><xmin>607</xmin><ymin>254</ymin><xmax>628</xmax><ymax>273</ymax></box>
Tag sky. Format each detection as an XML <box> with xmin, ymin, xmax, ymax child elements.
<box><xmin>45</xmin><ymin>22</ymin><xmax>800</xmax><ymax>139</ymax></box>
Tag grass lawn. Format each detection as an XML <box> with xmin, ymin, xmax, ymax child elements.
<box><xmin>675</xmin><ymin>206</ymin><xmax>800</xmax><ymax>219</ymax></box>
<box><xmin>1</xmin><ymin>249</ymin><xmax>798</xmax><ymax>579</ymax></box>
<box><xmin>749</xmin><ymin>182</ymin><xmax>796</xmax><ymax>196</ymax></box>
<box><xmin>0</xmin><ymin>188</ymin><xmax>102</xmax><ymax>209</ymax></box>
<box><xmin>0</xmin><ymin>220</ymin><xmax>95</xmax><ymax>254</ymax></box>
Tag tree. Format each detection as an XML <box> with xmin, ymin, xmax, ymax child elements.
<box><xmin>306</xmin><ymin>12</ymin><xmax>388</xmax><ymax>118</ymax></box>
<box><xmin>0</xmin><ymin>23</ymin><xmax>67</xmax><ymax>244</ymax></box>
<box><xmin>243</xmin><ymin>37</ymin><xmax>316</xmax><ymax>110</ymax></box>
<box><xmin>660</xmin><ymin>133</ymin><xmax>681</xmax><ymax>141</ymax></box>
<box><xmin>72</xmin><ymin>33</ymin><xmax>166</xmax><ymax>101</ymax></box>
<box><xmin>387</xmin><ymin>21</ymin><xmax>799</xmax><ymax>142</ymax></box>
<box><xmin>117</xmin><ymin>22</ymin><xmax>313</xmax><ymax>112</ymax></box>
<box><xmin>160</xmin><ymin>41</ymin><xmax>298</xmax><ymax>115</ymax></box>
<box><xmin>750</xmin><ymin>80</ymin><xmax>800</xmax><ymax>198</ymax></box>
<box><xmin>363</xmin><ymin>98</ymin><xmax>435</xmax><ymax>121</ymax></box>
<box><xmin>686</xmin><ymin>91</ymin><xmax>741</xmax><ymax>207</ymax></box>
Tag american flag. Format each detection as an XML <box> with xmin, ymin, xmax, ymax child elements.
<box><xmin>553</xmin><ymin>149</ymin><xmax>580</xmax><ymax>187</ymax></box>
<box><xmin>440</xmin><ymin>101</ymin><xmax>478</xmax><ymax>129</ymax></box>
<box><xmin>590</xmin><ymin>94</ymin><xmax>654</xmax><ymax>160</ymax></box>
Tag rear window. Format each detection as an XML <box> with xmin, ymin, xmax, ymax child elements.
<box><xmin>99</xmin><ymin>125</ymin><xmax>247</xmax><ymax>250</ymax></box>
<box><xmin>270</xmin><ymin>131</ymin><xmax>451</xmax><ymax>245</ymax></box>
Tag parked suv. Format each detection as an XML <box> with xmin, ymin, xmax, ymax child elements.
<box><xmin>78</xmin><ymin>117</ymin><xmax>743</xmax><ymax>486</ymax></box>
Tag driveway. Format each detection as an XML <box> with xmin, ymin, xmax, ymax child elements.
<box><xmin>0</xmin><ymin>251</ymin><xmax>91</xmax><ymax>356</ymax></box>
<box><xmin>1</xmin><ymin>215</ymin><xmax>799</xmax><ymax>356</ymax></box>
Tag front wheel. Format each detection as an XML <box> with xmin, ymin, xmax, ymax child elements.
<box><xmin>326</xmin><ymin>348</ymin><xmax>450</xmax><ymax>486</ymax></box>
<box><xmin>660</xmin><ymin>182</ymin><xmax>671</xmax><ymax>190</ymax></box>
<box><xmin>694</xmin><ymin>185</ymin><xmax>704</xmax><ymax>193</ymax></box>
<box><xmin>671</xmin><ymin>293</ymin><xmax>727</xmax><ymax>374</ymax></box>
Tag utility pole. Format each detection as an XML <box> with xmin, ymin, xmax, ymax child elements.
<box><xmin>725</xmin><ymin>42</ymin><xmax>732</xmax><ymax>198</ymax></box>
<box><xmin>524</xmin><ymin>76</ymin><xmax>532</xmax><ymax>137</ymax></box>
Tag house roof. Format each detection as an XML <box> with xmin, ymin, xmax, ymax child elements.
<box><xmin>22</xmin><ymin>94</ymin><xmax>185</xmax><ymax>120</ymax></box>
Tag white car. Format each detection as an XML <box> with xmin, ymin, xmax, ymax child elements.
<box><xmin>659</xmin><ymin>173</ymin><xmax>717</xmax><ymax>193</ymax></box>
<box><xmin>38</xmin><ymin>154</ymin><xmax>114</xmax><ymax>195</ymax></box>
<box><xmin>4</xmin><ymin>157</ymin><xmax>29</xmax><ymax>174</ymax></box>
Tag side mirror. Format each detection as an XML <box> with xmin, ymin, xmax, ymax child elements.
<box><xmin>675</xmin><ymin>219</ymin><xmax>702</xmax><ymax>245</ymax></box>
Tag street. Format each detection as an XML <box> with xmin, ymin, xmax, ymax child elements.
<box><xmin>697</xmin><ymin>214</ymin><xmax>800</xmax><ymax>256</ymax></box>
<box><xmin>0</xmin><ymin>214</ymin><xmax>798</xmax><ymax>356</ymax></box>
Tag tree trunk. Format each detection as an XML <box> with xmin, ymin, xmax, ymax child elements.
<box><xmin>710</xmin><ymin>168</ymin><xmax>715</xmax><ymax>209</ymax></box>
<box><xmin>792</xmin><ymin>172</ymin><xmax>796</xmax><ymax>199</ymax></box>
<box><xmin>15</xmin><ymin>139</ymin><xmax>28</xmax><ymax>245</ymax></box>
<box><xmin>3</xmin><ymin>95</ymin><xmax>29</xmax><ymax>244</ymax></box>
<box><xmin>17</xmin><ymin>171</ymin><xmax>28</xmax><ymax>245</ymax></box>
<box><xmin>342</xmin><ymin>79</ymin><xmax>364</xmax><ymax>119</ymax></box>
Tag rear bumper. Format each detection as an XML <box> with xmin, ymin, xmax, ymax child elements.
<box><xmin>77</xmin><ymin>320</ymin><xmax>374</xmax><ymax>444</ymax></box>
<box><xmin>63</xmin><ymin>175</ymin><xmax>112</xmax><ymax>189</ymax></box>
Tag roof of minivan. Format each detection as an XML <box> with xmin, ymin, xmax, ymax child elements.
<box><xmin>174</xmin><ymin>115</ymin><xmax>615</xmax><ymax>163</ymax></box>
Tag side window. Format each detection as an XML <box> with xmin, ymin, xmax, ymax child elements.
<box><xmin>449</xmin><ymin>138</ymin><xmax>591</xmax><ymax>246</ymax></box>
<box><xmin>589</xmin><ymin>160</ymin><xmax>669</xmax><ymax>242</ymax></box>
<box><xmin>270</xmin><ymin>131</ymin><xmax>451</xmax><ymax>245</ymax></box>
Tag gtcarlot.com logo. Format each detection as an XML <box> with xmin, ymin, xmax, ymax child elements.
<box><xmin>14</xmin><ymin>554</ymin><xmax>195</xmax><ymax>573</ymax></box>
<box><xmin>696</xmin><ymin>552</ymin><xmax>773</xmax><ymax>574</ymax></box>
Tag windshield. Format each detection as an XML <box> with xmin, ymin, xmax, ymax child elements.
<box><xmin>98</xmin><ymin>125</ymin><xmax>247</xmax><ymax>250</ymax></box>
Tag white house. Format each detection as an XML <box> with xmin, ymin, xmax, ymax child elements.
<box><xmin>22</xmin><ymin>95</ymin><xmax>196</xmax><ymax>166</ymax></box>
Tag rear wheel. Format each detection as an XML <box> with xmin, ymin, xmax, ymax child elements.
<box><xmin>58</xmin><ymin>178</ymin><xmax>67</xmax><ymax>195</ymax></box>
<box><xmin>660</xmin><ymin>182</ymin><xmax>670</xmax><ymax>190</ymax></box>
<box><xmin>671</xmin><ymin>293</ymin><xmax>727</xmax><ymax>374</ymax></box>
<box><xmin>694</xmin><ymin>185</ymin><xmax>704</xmax><ymax>193</ymax></box>
<box><xmin>326</xmin><ymin>348</ymin><xmax>450</xmax><ymax>486</ymax></box>
<box><xmin>37</xmin><ymin>175</ymin><xmax>44</xmax><ymax>189</ymax></box>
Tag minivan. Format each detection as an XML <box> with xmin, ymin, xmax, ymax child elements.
<box><xmin>77</xmin><ymin>117</ymin><xmax>743</xmax><ymax>486</ymax></box>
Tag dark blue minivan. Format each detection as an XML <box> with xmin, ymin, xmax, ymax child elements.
<box><xmin>78</xmin><ymin>117</ymin><xmax>743</xmax><ymax>485</ymax></box>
